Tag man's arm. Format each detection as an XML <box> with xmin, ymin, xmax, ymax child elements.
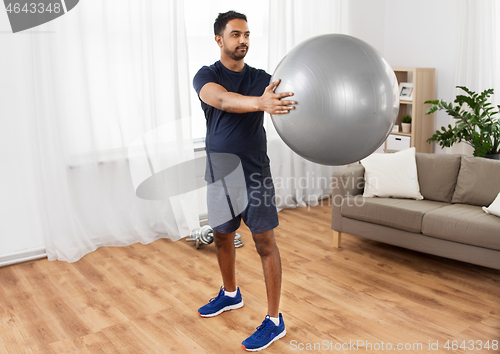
<box><xmin>199</xmin><ymin>79</ymin><xmax>295</xmax><ymax>115</ymax></box>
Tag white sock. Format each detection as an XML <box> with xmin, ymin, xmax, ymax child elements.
<box><xmin>269</xmin><ymin>316</ymin><xmax>280</xmax><ymax>326</ymax></box>
<box><xmin>224</xmin><ymin>289</ymin><xmax>237</xmax><ymax>297</ymax></box>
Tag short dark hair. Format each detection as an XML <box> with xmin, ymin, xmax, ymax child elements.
<box><xmin>214</xmin><ymin>11</ymin><xmax>247</xmax><ymax>36</ymax></box>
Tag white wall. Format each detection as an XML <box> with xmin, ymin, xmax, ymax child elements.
<box><xmin>350</xmin><ymin>0</ymin><xmax>460</xmax><ymax>153</ymax></box>
<box><xmin>348</xmin><ymin>0</ymin><xmax>386</xmax><ymax>54</ymax></box>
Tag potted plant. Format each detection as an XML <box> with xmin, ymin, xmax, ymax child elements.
<box><xmin>425</xmin><ymin>86</ymin><xmax>500</xmax><ymax>158</ymax></box>
<box><xmin>401</xmin><ymin>115</ymin><xmax>412</xmax><ymax>133</ymax></box>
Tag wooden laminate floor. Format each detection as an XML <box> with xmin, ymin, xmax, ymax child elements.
<box><xmin>0</xmin><ymin>202</ymin><xmax>499</xmax><ymax>353</ymax></box>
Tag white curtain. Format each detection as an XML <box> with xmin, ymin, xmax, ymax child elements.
<box><xmin>26</xmin><ymin>0</ymin><xmax>199</xmax><ymax>262</ymax></box>
<box><xmin>450</xmin><ymin>0</ymin><xmax>500</xmax><ymax>154</ymax></box>
<box><xmin>266</xmin><ymin>0</ymin><xmax>350</xmax><ymax>209</ymax></box>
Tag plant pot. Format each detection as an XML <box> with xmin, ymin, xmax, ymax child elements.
<box><xmin>485</xmin><ymin>153</ymin><xmax>500</xmax><ymax>160</ymax></box>
<box><xmin>401</xmin><ymin>123</ymin><xmax>411</xmax><ymax>133</ymax></box>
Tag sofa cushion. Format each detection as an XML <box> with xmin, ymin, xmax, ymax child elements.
<box><xmin>422</xmin><ymin>204</ymin><xmax>500</xmax><ymax>251</ymax></box>
<box><xmin>452</xmin><ymin>156</ymin><xmax>500</xmax><ymax>206</ymax></box>
<box><xmin>360</xmin><ymin>147</ymin><xmax>423</xmax><ymax>200</ymax></box>
<box><xmin>341</xmin><ymin>197</ymin><xmax>447</xmax><ymax>233</ymax></box>
<box><xmin>416</xmin><ymin>153</ymin><xmax>461</xmax><ymax>203</ymax></box>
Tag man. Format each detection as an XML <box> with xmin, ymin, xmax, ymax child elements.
<box><xmin>192</xmin><ymin>10</ymin><xmax>295</xmax><ymax>352</ymax></box>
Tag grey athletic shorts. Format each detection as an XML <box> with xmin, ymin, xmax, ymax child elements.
<box><xmin>207</xmin><ymin>177</ymin><xmax>279</xmax><ymax>234</ymax></box>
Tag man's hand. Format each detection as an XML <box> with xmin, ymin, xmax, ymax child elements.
<box><xmin>259</xmin><ymin>79</ymin><xmax>295</xmax><ymax>115</ymax></box>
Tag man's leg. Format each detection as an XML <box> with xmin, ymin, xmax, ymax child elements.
<box><xmin>252</xmin><ymin>229</ymin><xmax>282</xmax><ymax>318</ymax></box>
<box><xmin>213</xmin><ymin>230</ymin><xmax>237</xmax><ymax>292</ymax></box>
<box><xmin>198</xmin><ymin>229</ymin><xmax>243</xmax><ymax>317</ymax></box>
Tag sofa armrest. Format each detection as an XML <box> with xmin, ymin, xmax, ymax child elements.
<box><xmin>331</xmin><ymin>164</ymin><xmax>365</xmax><ymax>198</ymax></box>
<box><xmin>331</xmin><ymin>164</ymin><xmax>365</xmax><ymax>233</ymax></box>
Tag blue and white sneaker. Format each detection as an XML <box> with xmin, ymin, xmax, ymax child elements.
<box><xmin>198</xmin><ymin>286</ymin><xmax>244</xmax><ymax>317</ymax></box>
<box><xmin>241</xmin><ymin>313</ymin><xmax>286</xmax><ymax>351</ymax></box>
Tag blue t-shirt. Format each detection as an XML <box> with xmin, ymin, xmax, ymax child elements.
<box><xmin>193</xmin><ymin>61</ymin><xmax>272</xmax><ymax>186</ymax></box>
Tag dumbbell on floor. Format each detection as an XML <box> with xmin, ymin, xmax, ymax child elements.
<box><xmin>187</xmin><ymin>225</ymin><xmax>244</xmax><ymax>249</ymax></box>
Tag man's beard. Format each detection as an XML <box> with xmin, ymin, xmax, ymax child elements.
<box><xmin>227</xmin><ymin>45</ymin><xmax>248</xmax><ymax>60</ymax></box>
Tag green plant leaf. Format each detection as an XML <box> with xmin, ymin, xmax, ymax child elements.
<box><xmin>426</xmin><ymin>106</ymin><xmax>438</xmax><ymax>115</ymax></box>
<box><xmin>427</xmin><ymin>86</ymin><xmax>500</xmax><ymax>154</ymax></box>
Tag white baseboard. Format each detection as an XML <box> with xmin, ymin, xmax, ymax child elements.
<box><xmin>0</xmin><ymin>217</ymin><xmax>210</xmax><ymax>267</ymax></box>
<box><xmin>199</xmin><ymin>214</ymin><xmax>208</xmax><ymax>223</ymax></box>
<box><xmin>0</xmin><ymin>247</ymin><xmax>47</xmax><ymax>268</ymax></box>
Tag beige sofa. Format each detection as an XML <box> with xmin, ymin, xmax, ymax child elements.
<box><xmin>331</xmin><ymin>153</ymin><xmax>500</xmax><ymax>270</ymax></box>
